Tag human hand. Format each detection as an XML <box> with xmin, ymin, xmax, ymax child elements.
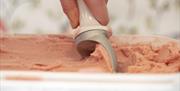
<box><xmin>60</xmin><ymin>0</ymin><xmax>109</xmax><ymax>28</ymax></box>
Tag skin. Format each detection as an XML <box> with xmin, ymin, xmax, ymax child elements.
<box><xmin>60</xmin><ymin>0</ymin><xmax>109</xmax><ymax>28</ymax></box>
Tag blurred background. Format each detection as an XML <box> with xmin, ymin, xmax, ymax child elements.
<box><xmin>0</xmin><ymin>0</ymin><xmax>180</xmax><ymax>39</ymax></box>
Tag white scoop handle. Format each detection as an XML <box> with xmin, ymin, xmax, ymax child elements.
<box><xmin>76</xmin><ymin>0</ymin><xmax>108</xmax><ymax>36</ymax></box>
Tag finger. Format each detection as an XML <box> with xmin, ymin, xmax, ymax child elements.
<box><xmin>105</xmin><ymin>0</ymin><xmax>108</xmax><ymax>4</ymax></box>
<box><xmin>60</xmin><ymin>0</ymin><xmax>79</xmax><ymax>28</ymax></box>
<box><xmin>84</xmin><ymin>0</ymin><xmax>109</xmax><ymax>26</ymax></box>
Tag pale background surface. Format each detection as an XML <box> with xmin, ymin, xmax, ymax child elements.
<box><xmin>0</xmin><ymin>0</ymin><xmax>180</xmax><ymax>39</ymax></box>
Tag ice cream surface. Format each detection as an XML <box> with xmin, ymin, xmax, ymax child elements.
<box><xmin>0</xmin><ymin>35</ymin><xmax>180</xmax><ymax>73</ymax></box>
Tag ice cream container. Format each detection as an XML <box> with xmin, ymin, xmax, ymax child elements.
<box><xmin>0</xmin><ymin>34</ymin><xmax>180</xmax><ymax>91</ymax></box>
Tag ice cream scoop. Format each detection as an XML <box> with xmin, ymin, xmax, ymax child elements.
<box><xmin>74</xmin><ymin>0</ymin><xmax>118</xmax><ymax>72</ymax></box>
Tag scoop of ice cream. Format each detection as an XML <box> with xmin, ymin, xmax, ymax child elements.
<box><xmin>0</xmin><ymin>35</ymin><xmax>180</xmax><ymax>73</ymax></box>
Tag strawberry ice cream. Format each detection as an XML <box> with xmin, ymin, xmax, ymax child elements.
<box><xmin>0</xmin><ymin>35</ymin><xmax>180</xmax><ymax>73</ymax></box>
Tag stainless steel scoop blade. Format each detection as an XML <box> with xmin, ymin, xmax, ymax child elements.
<box><xmin>75</xmin><ymin>29</ymin><xmax>118</xmax><ymax>72</ymax></box>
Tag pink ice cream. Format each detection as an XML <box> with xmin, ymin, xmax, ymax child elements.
<box><xmin>0</xmin><ymin>35</ymin><xmax>180</xmax><ymax>73</ymax></box>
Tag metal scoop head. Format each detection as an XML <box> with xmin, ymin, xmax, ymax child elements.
<box><xmin>75</xmin><ymin>30</ymin><xmax>118</xmax><ymax>73</ymax></box>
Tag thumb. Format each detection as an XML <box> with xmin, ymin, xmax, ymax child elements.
<box><xmin>60</xmin><ymin>0</ymin><xmax>79</xmax><ymax>28</ymax></box>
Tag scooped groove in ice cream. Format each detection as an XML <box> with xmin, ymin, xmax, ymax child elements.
<box><xmin>0</xmin><ymin>35</ymin><xmax>180</xmax><ymax>73</ymax></box>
